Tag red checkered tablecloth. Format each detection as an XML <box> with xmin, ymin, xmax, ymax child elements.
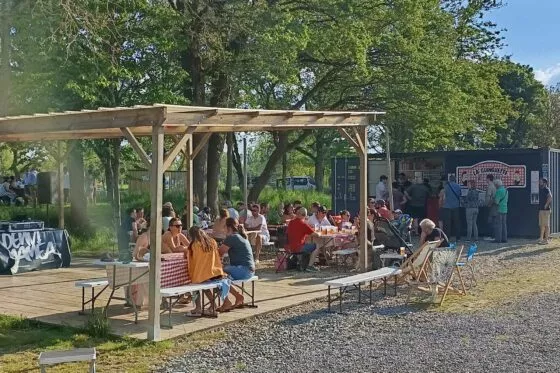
<box><xmin>161</xmin><ymin>253</ymin><xmax>190</xmax><ymax>288</ymax></box>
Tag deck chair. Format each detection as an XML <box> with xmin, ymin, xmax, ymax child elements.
<box><xmin>438</xmin><ymin>245</ymin><xmax>468</xmax><ymax>305</ymax></box>
<box><xmin>456</xmin><ymin>243</ymin><xmax>477</xmax><ymax>288</ymax></box>
<box><xmin>398</xmin><ymin>240</ymin><xmax>441</xmax><ymax>284</ymax></box>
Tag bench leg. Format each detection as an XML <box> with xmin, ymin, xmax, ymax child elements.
<box><xmin>383</xmin><ymin>278</ymin><xmax>387</xmax><ymax>296</ymax></box>
<box><xmin>339</xmin><ymin>287</ymin><xmax>343</xmax><ymax>313</ymax></box>
<box><xmin>369</xmin><ymin>280</ymin><xmax>373</xmax><ymax>305</ymax></box>
<box><xmin>328</xmin><ymin>286</ymin><xmax>331</xmax><ymax>312</ymax></box>
<box><xmin>251</xmin><ymin>281</ymin><xmax>255</xmax><ymax>307</ymax></box>
<box><xmin>80</xmin><ymin>287</ymin><xmax>86</xmax><ymax>315</ymax></box>
<box><xmin>40</xmin><ymin>365</ymin><xmax>46</xmax><ymax>373</ymax></box>
<box><xmin>90</xmin><ymin>359</ymin><xmax>96</xmax><ymax>373</ymax></box>
<box><xmin>91</xmin><ymin>287</ymin><xmax>96</xmax><ymax>312</ymax></box>
<box><xmin>358</xmin><ymin>283</ymin><xmax>361</xmax><ymax>304</ymax></box>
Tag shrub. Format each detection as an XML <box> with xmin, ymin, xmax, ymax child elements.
<box><xmin>83</xmin><ymin>309</ymin><xmax>111</xmax><ymax>338</ymax></box>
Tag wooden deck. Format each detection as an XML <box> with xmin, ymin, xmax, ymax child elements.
<box><xmin>0</xmin><ymin>258</ymin><xmax>344</xmax><ymax>340</ymax></box>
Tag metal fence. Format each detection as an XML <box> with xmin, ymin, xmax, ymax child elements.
<box><xmin>128</xmin><ymin>170</ymin><xmax>186</xmax><ymax>194</ymax></box>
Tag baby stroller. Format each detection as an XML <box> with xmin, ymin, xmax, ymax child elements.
<box><xmin>372</xmin><ymin>215</ymin><xmax>414</xmax><ymax>269</ymax></box>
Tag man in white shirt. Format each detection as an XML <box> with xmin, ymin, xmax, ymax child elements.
<box><xmin>376</xmin><ymin>175</ymin><xmax>388</xmax><ymax>201</ymax></box>
<box><xmin>244</xmin><ymin>204</ymin><xmax>270</xmax><ymax>263</ymax></box>
<box><xmin>307</xmin><ymin>206</ymin><xmax>331</xmax><ymax>227</ymax></box>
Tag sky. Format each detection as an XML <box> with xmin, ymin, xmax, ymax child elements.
<box><xmin>488</xmin><ymin>0</ymin><xmax>560</xmax><ymax>86</ymax></box>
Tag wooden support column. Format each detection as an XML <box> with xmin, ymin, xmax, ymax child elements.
<box><xmin>184</xmin><ymin>134</ymin><xmax>194</xmax><ymax>229</ymax></box>
<box><xmin>385</xmin><ymin>126</ymin><xmax>394</xmax><ymax>210</ymax></box>
<box><xmin>57</xmin><ymin>141</ymin><xmax>64</xmax><ymax>229</ymax></box>
<box><xmin>147</xmin><ymin>123</ymin><xmax>164</xmax><ymax>341</ymax></box>
<box><xmin>357</xmin><ymin>126</ymin><xmax>368</xmax><ymax>272</ymax></box>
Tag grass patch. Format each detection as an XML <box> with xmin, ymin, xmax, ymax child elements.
<box><xmin>0</xmin><ymin>314</ymin><xmax>224</xmax><ymax>372</ymax></box>
<box><xmin>437</xmin><ymin>245</ymin><xmax>560</xmax><ymax>313</ymax></box>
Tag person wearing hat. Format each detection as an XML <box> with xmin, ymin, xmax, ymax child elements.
<box><xmin>538</xmin><ymin>177</ymin><xmax>553</xmax><ymax>244</ymax></box>
<box><xmin>307</xmin><ymin>205</ymin><xmax>331</xmax><ymax>227</ymax></box>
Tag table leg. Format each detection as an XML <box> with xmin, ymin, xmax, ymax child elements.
<box><xmin>369</xmin><ymin>280</ymin><xmax>373</xmax><ymax>305</ymax></box>
<box><xmin>328</xmin><ymin>286</ymin><xmax>331</xmax><ymax>312</ymax></box>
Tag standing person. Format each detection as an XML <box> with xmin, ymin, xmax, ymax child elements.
<box><xmin>376</xmin><ymin>175</ymin><xmax>389</xmax><ymax>201</ymax></box>
<box><xmin>244</xmin><ymin>204</ymin><xmax>270</xmax><ymax>264</ymax></box>
<box><xmin>443</xmin><ymin>175</ymin><xmax>462</xmax><ymax>242</ymax></box>
<box><xmin>437</xmin><ymin>179</ymin><xmax>445</xmax><ymax>230</ymax></box>
<box><xmin>397</xmin><ymin>173</ymin><xmax>412</xmax><ymax>193</ymax></box>
<box><xmin>485</xmin><ymin>174</ymin><xmax>497</xmax><ymax>239</ymax></box>
<box><xmin>464</xmin><ymin>180</ymin><xmax>479</xmax><ymax>242</ymax></box>
<box><xmin>493</xmin><ymin>179</ymin><xmax>508</xmax><ymax>243</ymax></box>
<box><xmin>63</xmin><ymin>167</ymin><xmax>70</xmax><ymax>203</ymax></box>
<box><xmin>24</xmin><ymin>167</ymin><xmax>38</xmax><ymax>207</ymax></box>
<box><xmin>538</xmin><ymin>177</ymin><xmax>553</xmax><ymax>244</ymax></box>
<box><xmin>404</xmin><ymin>179</ymin><xmax>430</xmax><ymax>233</ymax></box>
<box><xmin>218</xmin><ymin>218</ymin><xmax>255</xmax><ymax>310</ymax></box>
<box><xmin>391</xmin><ymin>182</ymin><xmax>405</xmax><ymax>211</ymax></box>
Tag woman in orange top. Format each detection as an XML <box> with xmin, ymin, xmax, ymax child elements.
<box><xmin>186</xmin><ymin>226</ymin><xmax>228</xmax><ymax>314</ymax></box>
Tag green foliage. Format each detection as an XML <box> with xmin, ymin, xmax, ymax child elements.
<box><xmin>84</xmin><ymin>310</ymin><xmax>111</xmax><ymax>339</ymax></box>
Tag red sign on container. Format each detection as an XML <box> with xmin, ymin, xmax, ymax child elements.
<box><xmin>456</xmin><ymin>160</ymin><xmax>526</xmax><ymax>190</ymax></box>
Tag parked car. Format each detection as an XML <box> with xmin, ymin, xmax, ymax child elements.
<box><xmin>276</xmin><ymin>176</ymin><xmax>316</xmax><ymax>190</ymax></box>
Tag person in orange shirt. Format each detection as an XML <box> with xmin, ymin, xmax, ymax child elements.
<box><xmin>186</xmin><ymin>226</ymin><xmax>229</xmax><ymax>315</ymax></box>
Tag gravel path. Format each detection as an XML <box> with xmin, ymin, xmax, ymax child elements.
<box><xmin>158</xmin><ymin>239</ymin><xmax>560</xmax><ymax>373</ymax></box>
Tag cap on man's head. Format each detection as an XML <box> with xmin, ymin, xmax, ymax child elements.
<box><xmin>317</xmin><ymin>206</ymin><xmax>327</xmax><ymax>213</ymax></box>
<box><xmin>394</xmin><ymin>209</ymin><xmax>403</xmax><ymax>214</ymax></box>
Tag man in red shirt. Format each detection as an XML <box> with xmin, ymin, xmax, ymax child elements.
<box><xmin>375</xmin><ymin>199</ymin><xmax>393</xmax><ymax>220</ymax></box>
<box><xmin>287</xmin><ymin>207</ymin><xmax>319</xmax><ymax>271</ymax></box>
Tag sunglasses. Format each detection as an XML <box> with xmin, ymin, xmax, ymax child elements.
<box><xmin>172</xmin><ymin>224</ymin><xmax>182</xmax><ymax>227</ymax></box>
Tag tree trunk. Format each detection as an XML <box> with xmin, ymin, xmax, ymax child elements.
<box><xmin>225</xmin><ymin>133</ymin><xmax>233</xmax><ymax>199</ymax></box>
<box><xmin>192</xmin><ymin>135</ymin><xmax>207</xmax><ymax>206</ymax></box>
<box><xmin>248</xmin><ymin>132</ymin><xmax>311</xmax><ymax>202</ymax></box>
<box><xmin>282</xmin><ymin>153</ymin><xmax>287</xmax><ymax>189</ymax></box>
<box><xmin>206</xmin><ymin>133</ymin><xmax>224</xmax><ymax>213</ymax></box>
<box><xmin>314</xmin><ymin>136</ymin><xmax>326</xmax><ymax>192</ymax></box>
<box><xmin>232</xmin><ymin>134</ymin><xmax>244</xmax><ymax>195</ymax></box>
<box><xmin>0</xmin><ymin>0</ymin><xmax>11</xmax><ymax>117</ymax></box>
<box><xmin>68</xmin><ymin>140</ymin><xmax>90</xmax><ymax>230</ymax></box>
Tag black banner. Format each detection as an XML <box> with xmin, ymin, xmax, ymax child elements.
<box><xmin>0</xmin><ymin>229</ymin><xmax>71</xmax><ymax>275</ymax></box>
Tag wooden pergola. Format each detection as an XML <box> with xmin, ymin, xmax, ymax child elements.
<box><xmin>0</xmin><ymin>104</ymin><xmax>386</xmax><ymax>340</ymax></box>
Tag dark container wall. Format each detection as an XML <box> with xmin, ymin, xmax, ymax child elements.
<box><xmin>444</xmin><ymin>148</ymin><xmax>544</xmax><ymax>238</ymax></box>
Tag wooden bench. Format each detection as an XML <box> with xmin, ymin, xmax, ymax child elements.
<box><xmin>39</xmin><ymin>348</ymin><xmax>96</xmax><ymax>372</ymax></box>
<box><xmin>75</xmin><ymin>279</ymin><xmax>109</xmax><ymax>315</ymax></box>
<box><xmin>231</xmin><ymin>275</ymin><xmax>259</xmax><ymax>308</ymax></box>
<box><xmin>324</xmin><ymin>267</ymin><xmax>402</xmax><ymax>312</ymax></box>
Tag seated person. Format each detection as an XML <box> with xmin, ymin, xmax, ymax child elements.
<box><xmin>282</xmin><ymin>203</ymin><xmax>296</xmax><ymax>223</ymax></box>
<box><xmin>392</xmin><ymin>209</ymin><xmax>412</xmax><ymax>241</ymax></box>
<box><xmin>375</xmin><ymin>199</ymin><xmax>393</xmax><ymax>220</ymax></box>
<box><xmin>162</xmin><ymin>205</ymin><xmax>175</xmax><ymax>232</ymax></box>
<box><xmin>243</xmin><ymin>204</ymin><xmax>270</xmax><ymax>264</ymax></box>
<box><xmin>134</xmin><ymin>220</ymin><xmax>150</xmax><ymax>261</ymax></box>
<box><xmin>339</xmin><ymin>210</ymin><xmax>352</xmax><ymax>229</ymax></box>
<box><xmin>162</xmin><ymin>218</ymin><xmax>190</xmax><ymax>254</ymax></box>
<box><xmin>186</xmin><ymin>226</ymin><xmax>229</xmax><ymax>314</ymax></box>
<box><xmin>212</xmin><ymin>208</ymin><xmax>229</xmax><ymax>239</ymax></box>
<box><xmin>198</xmin><ymin>207</ymin><xmax>212</xmax><ymax>226</ymax></box>
<box><xmin>419</xmin><ymin>218</ymin><xmax>449</xmax><ymax>248</ymax></box>
<box><xmin>307</xmin><ymin>205</ymin><xmax>331</xmax><ymax>227</ymax></box>
<box><xmin>218</xmin><ymin>218</ymin><xmax>255</xmax><ymax>311</ymax></box>
<box><xmin>135</xmin><ymin>207</ymin><xmax>148</xmax><ymax>232</ymax></box>
<box><xmin>287</xmin><ymin>207</ymin><xmax>320</xmax><ymax>272</ymax></box>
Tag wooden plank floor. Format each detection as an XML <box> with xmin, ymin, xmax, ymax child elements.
<box><xmin>0</xmin><ymin>258</ymin><xmax>347</xmax><ymax>340</ymax></box>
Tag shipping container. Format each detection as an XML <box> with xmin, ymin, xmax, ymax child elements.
<box><xmin>332</xmin><ymin>148</ymin><xmax>560</xmax><ymax>237</ymax></box>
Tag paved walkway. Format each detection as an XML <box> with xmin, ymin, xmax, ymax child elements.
<box><xmin>0</xmin><ymin>258</ymin><xmax>340</xmax><ymax>340</ymax></box>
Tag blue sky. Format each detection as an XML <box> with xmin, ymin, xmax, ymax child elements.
<box><xmin>489</xmin><ymin>0</ymin><xmax>560</xmax><ymax>86</ymax></box>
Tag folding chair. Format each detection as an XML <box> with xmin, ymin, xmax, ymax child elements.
<box><xmin>399</xmin><ymin>240</ymin><xmax>441</xmax><ymax>284</ymax></box>
<box><xmin>456</xmin><ymin>243</ymin><xmax>477</xmax><ymax>288</ymax></box>
<box><xmin>439</xmin><ymin>245</ymin><xmax>468</xmax><ymax>305</ymax></box>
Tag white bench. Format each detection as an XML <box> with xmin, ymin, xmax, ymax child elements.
<box><xmin>160</xmin><ymin>282</ymin><xmax>221</xmax><ymax>328</ymax></box>
<box><xmin>324</xmin><ymin>267</ymin><xmax>402</xmax><ymax>312</ymax></box>
<box><xmin>231</xmin><ymin>275</ymin><xmax>259</xmax><ymax>308</ymax></box>
<box><xmin>39</xmin><ymin>348</ymin><xmax>96</xmax><ymax>373</ymax></box>
<box><xmin>75</xmin><ymin>279</ymin><xmax>109</xmax><ymax>315</ymax></box>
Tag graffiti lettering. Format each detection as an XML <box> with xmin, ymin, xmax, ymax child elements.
<box><xmin>0</xmin><ymin>232</ymin><xmax>61</xmax><ymax>274</ymax></box>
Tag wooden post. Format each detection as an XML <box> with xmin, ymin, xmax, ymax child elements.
<box><xmin>147</xmin><ymin>123</ymin><xmax>164</xmax><ymax>341</ymax></box>
<box><xmin>243</xmin><ymin>136</ymin><xmax>248</xmax><ymax>210</ymax></box>
<box><xmin>57</xmin><ymin>141</ymin><xmax>64</xmax><ymax>229</ymax></box>
<box><xmin>185</xmin><ymin>134</ymin><xmax>194</xmax><ymax>229</ymax></box>
<box><xmin>386</xmin><ymin>127</ymin><xmax>394</xmax><ymax>210</ymax></box>
<box><xmin>357</xmin><ymin>126</ymin><xmax>368</xmax><ymax>272</ymax></box>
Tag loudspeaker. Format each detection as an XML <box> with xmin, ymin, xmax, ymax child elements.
<box><xmin>37</xmin><ymin>172</ymin><xmax>57</xmax><ymax>205</ymax></box>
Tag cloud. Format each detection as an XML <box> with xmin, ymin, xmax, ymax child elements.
<box><xmin>535</xmin><ymin>63</ymin><xmax>560</xmax><ymax>87</ymax></box>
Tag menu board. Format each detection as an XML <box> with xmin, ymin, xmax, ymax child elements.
<box><xmin>346</xmin><ymin>159</ymin><xmax>359</xmax><ymax>202</ymax></box>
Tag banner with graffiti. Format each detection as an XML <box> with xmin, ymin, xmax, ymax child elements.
<box><xmin>0</xmin><ymin>229</ymin><xmax>71</xmax><ymax>275</ymax></box>
<box><xmin>456</xmin><ymin>160</ymin><xmax>526</xmax><ymax>190</ymax></box>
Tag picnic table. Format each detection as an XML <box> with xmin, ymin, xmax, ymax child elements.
<box><xmin>94</xmin><ymin>253</ymin><xmax>189</xmax><ymax>322</ymax></box>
